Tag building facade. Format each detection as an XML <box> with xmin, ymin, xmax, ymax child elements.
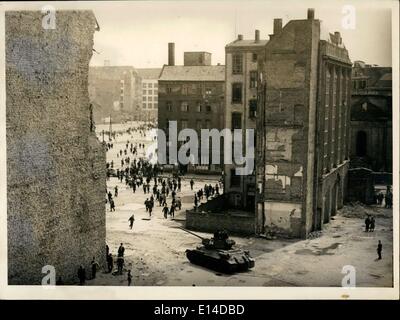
<box><xmin>224</xmin><ymin>30</ymin><xmax>268</xmax><ymax>211</ymax></box>
<box><xmin>158</xmin><ymin>44</ymin><xmax>225</xmax><ymax>173</ymax></box>
<box><xmin>137</xmin><ymin>68</ymin><xmax>162</xmax><ymax>122</ymax></box>
<box><xmin>6</xmin><ymin>10</ymin><xmax>106</xmax><ymax>284</ymax></box>
<box><xmin>255</xmin><ymin>9</ymin><xmax>352</xmax><ymax>238</ymax></box>
<box><xmin>350</xmin><ymin>61</ymin><xmax>392</xmax><ymax>172</ymax></box>
<box><xmin>89</xmin><ymin>65</ymin><xmax>142</xmax><ymax>122</ymax></box>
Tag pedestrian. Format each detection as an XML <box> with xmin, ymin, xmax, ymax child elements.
<box><xmin>370</xmin><ymin>216</ymin><xmax>375</xmax><ymax>232</ymax></box>
<box><xmin>163</xmin><ymin>204</ymin><xmax>169</xmax><ymax>219</ymax></box>
<box><xmin>128</xmin><ymin>214</ymin><xmax>135</xmax><ymax>229</ymax></box>
<box><xmin>117</xmin><ymin>256</ymin><xmax>124</xmax><ymax>275</ymax></box>
<box><xmin>114</xmin><ymin>186</ymin><xmax>118</xmax><ymax>197</ymax></box>
<box><xmin>194</xmin><ymin>194</ymin><xmax>198</xmax><ymax>208</ymax></box>
<box><xmin>107</xmin><ymin>253</ymin><xmax>114</xmax><ymax>273</ymax></box>
<box><xmin>118</xmin><ymin>243</ymin><xmax>125</xmax><ymax>257</ymax></box>
<box><xmin>365</xmin><ymin>215</ymin><xmax>370</xmax><ymax>232</ymax></box>
<box><xmin>110</xmin><ymin>199</ymin><xmax>115</xmax><ymax>212</ymax></box>
<box><xmin>108</xmin><ymin>191</ymin><xmax>112</xmax><ymax>202</ymax></box>
<box><xmin>170</xmin><ymin>204</ymin><xmax>175</xmax><ymax>218</ymax></box>
<box><xmin>377</xmin><ymin>240</ymin><xmax>383</xmax><ymax>260</ymax></box>
<box><xmin>190</xmin><ymin>179</ymin><xmax>194</xmax><ymax>190</ymax></box>
<box><xmin>127</xmin><ymin>270</ymin><xmax>132</xmax><ymax>286</ymax></box>
<box><xmin>91</xmin><ymin>257</ymin><xmax>99</xmax><ymax>279</ymax></box>
<box><xmin>77</xmin><ymin>265</ymin><xmax>86</xmax><ymax>285</ymax></box>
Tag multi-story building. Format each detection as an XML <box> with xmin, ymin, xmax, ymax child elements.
<box><xmin>255</xmin><ymin>9</ymin><xmax>352</xmax><ymax>238</ymax></box>
<box><xmin>224</xmin><ymin>30</ymin><xmax>268</xmax><ymax>211</ymax></box>
<box><xmin>158</xmin><ymin>43</ymin><xmax>225</xmax><ymax>173</ymax></box>
<box><xmin>6</xmin><ymin>10</ymin><xmax>106</xmax><ymax>284</ymax></box>
<box><xmin>137</xmin><ymin>68</ymin><xmax>162</xmax><ymax>122</ymax></box>
<box><xmin>89</xmin><ymin>64</ymin><xmax>142</xmax><ymax>122</ymax></box>
<box><xmin>350</xmin><ymin>61</ymin><xmax>392</xmax><ymax>172</ymax></box>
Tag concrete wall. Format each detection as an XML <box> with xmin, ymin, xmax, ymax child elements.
<box><xmin>186</xmin><ymin>211</ymin><xmax>254</xmax><ymax>235</ymax></box>
<box><xmin>6</xmin><ymin>11</ymin><xmax>106</xmax><ymax>284</ymax></box>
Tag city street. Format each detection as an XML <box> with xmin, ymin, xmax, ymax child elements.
<box><xmin>88</xmin><ymin>123</ymin><xmax>393</xmax><ymax>287</ymax></box>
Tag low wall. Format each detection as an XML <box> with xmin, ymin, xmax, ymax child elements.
<box><xmin>186</xmin><ymin>210</ymin><xmax>255</xmax><ymax>235</ymax></box>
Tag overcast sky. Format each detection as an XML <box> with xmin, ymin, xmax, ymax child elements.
<box><xmin>6</xmin><ymin>0</ymin><xmax>394</xmax><ymax>68</ymax></box>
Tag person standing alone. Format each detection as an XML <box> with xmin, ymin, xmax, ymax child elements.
<box><xmin>377</xmin><ymin>240</ymin><xmax>383</xmax><ymax>260</ymax></box>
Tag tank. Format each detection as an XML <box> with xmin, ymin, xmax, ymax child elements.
<box><xmin>180</xmin><ymin>228</ymin><xmax>255</xmax><ymax>274</ymax></box>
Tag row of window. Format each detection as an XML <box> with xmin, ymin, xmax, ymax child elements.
<box><xmin>164</xmin><ymin>86</ymin><xmax>215</xmax><ymax>95</ymax></box>
<box><xmin>231</xmin><ymin>75</ymin><xmax>257</xmax><ymax>104</ymax></box>
<box><xmin>143</xmin><ymin>102</ymin><xmax>158</xmax><ymax>109</ymax></box>
<box><xmin>143</xmin><ymin>96</ymin><xmax>158</xmax><ymax>102</ymax></box>
<box><xmin>164</xmin><ymin>119</ymin><xmax>212</xmax><ymax>131</ymax></box>
<box><xmin>232</xmin><ymin>53</ymin><xmax>258</xmax><ymax>74</ymax></box>
<box><xmin>142</xmin><ymin>83</ymin><xmax>158</xmax><ymax>88</ymax></box>
<box><xmin>143</xmin><ymin>89</ymin><xmax>158</xmax><ymax>95</ymax></box>
<box><xmin>165</xmin><ymin>101</ymin><xmax>213</xmax><ymax>113</ymax></box>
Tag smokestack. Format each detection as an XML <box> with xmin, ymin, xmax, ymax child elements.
<box><xmin>168</xmin><ymin>42</ymin><xmax>175</xmax><ymax>66</ymax></box>
<box><xmin>255</xmin><ymin>30</ymin><xmax>260</xmax><ymax>42</ymax></box>
<box><xmin>273</xmin><ymin>19</ymin><xmax>282</xmax><ymax>35</ymax></box>
<box><xmin>307</xmin><ymin>8</ymin><xmax>315</xmax><ymax>20</ymax></box>
<box><xmin>334</xmin><ymin>31</ymin><xmax>342</xmax><ymax>45</ymax></box>
<box><xmin>238</xmin><ymin>34</ymin><xmax>243</xmax><ymax>41</ymax></box>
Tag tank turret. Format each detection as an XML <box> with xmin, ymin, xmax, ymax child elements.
<box><xmin>180</xmin><ymin>228</ymin><xmax>255</xmax><ymax>273</ymax></box>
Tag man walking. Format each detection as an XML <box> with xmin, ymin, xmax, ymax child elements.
<box><xmin>377</xmin><ymin>240</ymin><xmax>383</xmax><ymax>260</ymax></box>
<box><xmin>128</xmin><ymin>214</ymin><xmax>135</xmax><ymax>229</ymax></box>
<box><xmin>365</xmin><ymin>215</ymin><xmax>370</xmax><ymax>232</ymax></box>
<box><xmin>127</xmin><ymin>270</ymin><xmax>132</xmax><ymax>286</ymax></box>
<box><xmin>190</xmin><ymin>179</ymin><xmax>194</xmax><ymax>190</ymax></box>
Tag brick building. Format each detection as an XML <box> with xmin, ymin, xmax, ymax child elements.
<box><xmin>224</xmin><ymin>30</ymin><xmax>268</xmax><ymax>211</ymax></box>
<box><xmin>350</xmin><ymin>61</ymin><xmax>392</xmax><ymax>172</ymax></box>
<box><xmin>6</xmin><ymin>11</ymin><xmax>106</xmax><ymax>284</ymax></box>
<box><xmin>136</xmin><ymin>68</ymin><xmax>162</xmax><ymax>122</ymax></box>
<box><xmin>158</xmin><ymin>43</ymin><xmax>225</xmax><ymax>173</ymax></box>
<box><xmin>255</xmin><ymin>9</ymin><xmax>352</xmax><ymax>238</ymax></box>
<box><xmin>89</xmin><ymin>64</ymin><xmax>142</xmax><ymax>122</ymax></box>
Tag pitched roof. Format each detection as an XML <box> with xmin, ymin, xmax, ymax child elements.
<box><xmin>226</xmin><ymin>39</ymin><xmax>268</xmax><ymax>48</ymax></box>
<box><xmin>136</xmin><ymin>68</ymin><xmax>162</xmax><ymax>80</ymax></box>
<box><xmin>159</xmin><ymin>65</ymin><xmax>225</xmax><ymax>82</ymax></box>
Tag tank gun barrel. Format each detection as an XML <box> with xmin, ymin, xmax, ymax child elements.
<box><xmin>178</xmin><ymin>227</ymin><xmax>205</xmax><ymax>240</ymax></box>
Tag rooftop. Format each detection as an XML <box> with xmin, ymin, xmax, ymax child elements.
<box><xmin>159</xmin><ymin>65</ymin><xmax>225</xmax><ymax>82</ymax></box>
<box><xmin>136</xmin><ymin>68</ymin><xmax>162</xmax><ymax>80</ymax></box>
<box><xmin>226</xmin><ymin>39</ymin><xmax>268</xmax><ymax>48</ymax></box>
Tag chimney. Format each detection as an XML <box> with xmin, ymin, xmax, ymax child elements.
<box><xmin>334</xmin><ymin>31</ymin><xmax>342</xmax><ymax>45</ymax></box>
<box><xmin>168</xmin><ymin>42</ymin><xmax>175</xmax><ymax>66</ymax></box>
<box><xmin>307</xmin><ymin>8</ymin><xmax>315</xmax><ymax>20</ymax></box>
<box><xmin>255</xmin><ymin>30</ymin><xmax>260</xmax><ymax>42</ymax></box>
<box><xmin>238</xmin><ymin>34</ymin><xmax>243</xmax><ymax>41</ymax></box>
<box><xmin>273</xmin><ymin>19</ymin><xmax>282</xmax><ymax>35</ymax></box>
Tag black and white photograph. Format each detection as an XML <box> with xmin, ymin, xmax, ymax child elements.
<box><xmin>0</xmin><ymin>0</ymin><xmax>398</xmax><ymax>300</ymax></box>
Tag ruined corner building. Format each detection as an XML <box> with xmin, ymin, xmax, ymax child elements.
<box><xmin>6</xmin><ymin>11</ymin><xmax>106</xmax><ymax>284</ymax></box>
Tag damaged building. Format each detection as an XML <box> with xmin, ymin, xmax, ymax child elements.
<box><xmin>256</xmin><ymin>9</ymin><xmax>352</xmax><ymax>238</ymax></box>
<box><xmin>6</xmin><ymin>11</ymin><xmax>106</xmax><ymax>284</ymax></box>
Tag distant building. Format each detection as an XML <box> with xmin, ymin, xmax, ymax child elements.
<box><xmin>224</xmin><ymin>30</ymin><xmax>268</xmax><ymax>211</ymax></box>
<box><xmin>89</xmin><ymin>65</ymin><xmax>142</xmax><ymax>122</ymax></box>
<box><xmin>256</xmin><ymin>9</ymin><xmax>352</xmax><ymax>238</ymax></box>
<box><xmin>158</xmin><ymin>43</ymin><xmax>225</xmax><ymax>174</ymax></box>
<box><xmin>350</xmin><ymin>61</ymin><xmax>392</xmax><ymax>172</ymax></box>
<box><xmin>6</xmin><ymin>10</ymin><xmax>106</xmax><ymax>284</ymax></box>
<box><xmin>137</xmin><ymin>68</ymin><xmax>162</xmax><ymax>122</ymax></box>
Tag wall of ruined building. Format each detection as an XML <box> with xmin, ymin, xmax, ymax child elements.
<box><xmin>6</xmin><ymin>11</ymin><xmax>106</xmax><ymax>284</ymax></box>
<box><xmin>186</xmin><ymin>211</ymin><xmax>254</xmax><ymax>235</ymax></box>
<box><xmin>259</xmin><ymin>19</ymin><xmax>320</xmax><ymax>238</ymax></box>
